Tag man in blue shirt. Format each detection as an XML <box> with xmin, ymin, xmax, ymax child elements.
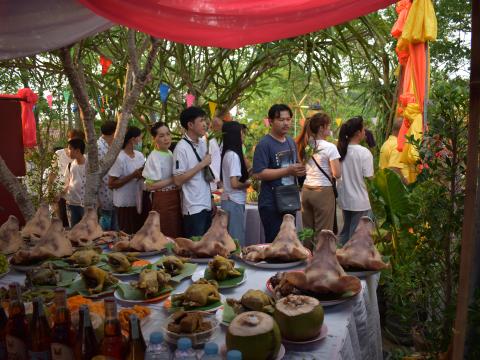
<box><xmin>252</xmin><ymin>104</ymin><xmax>306</xmax><ymax>242</ymax></box>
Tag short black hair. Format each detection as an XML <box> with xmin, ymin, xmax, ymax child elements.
<box><xmin>68</xmin><ymin>138</ymin><xmax>85</xmax><ymax>154</ymax></box>
<box><xmin>123</xmin><ymin>126</ymin><xmax>142</xmax><ymax>149</ymax></box>
<box><xmin>150</xmin><ymin>122</ymin><xmax>170</xmax><ymax>137</ymax></box>
<box><xmin>268</xmin><ymin>104</ymin><xmax>293</xmax><ymax>120</ymax></box>
<box><xmin>100</xmin><ymin>121</ymin><xmax>117</xmax><ymax>136</ymax></box>
<box><xmin>179</xmin><ymin>106</ymin><xmax>207</xmax><ymax>130</ymax></box>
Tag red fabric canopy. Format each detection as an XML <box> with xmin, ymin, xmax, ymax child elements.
<box><xmin>78</xmin><ymin>0</ymin><xmax>396</xmax><ymax>49</ymax></box>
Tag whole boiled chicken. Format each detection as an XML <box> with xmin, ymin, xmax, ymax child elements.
<box><xmin>21</xmin><ymin>203</ymin><xmax>51</xmax><ymax>241</ymax></box>
<box><xmin>284</xmin><ymin>230</ymin><xmax>361</xmax><ymax>295</ymax></box>
<box><xmin>12</xmin><ymin>218</ymin><xmax>74</xmax><ymax>264</ymax></box>
<box><xmin>0</xmin><ymin>215</ymin><xmax>24</xmax><ymax>254</ymax></box>
<box><xmin>174</xmin><ymin>209</ymin><xmax>236</xmax><ymax>258</ymax></box>
<box><xmin>336</xmin><ymin>217</ymin><xmax>388</xmax><ymax>270</ymax></box>
<box><xmin>242</xmin><ymin>214</ymin><xmax>308</xmax><ymax>262</ymax></box>
<box><xmin>113</xmin><ymin>211</ymin><xmax>171</xmax><ymax>252</ymax></box>
<box><xmin>67</xmin><ymin>207</ymin><xmax>103</xmax><ymax>247</ymax></box>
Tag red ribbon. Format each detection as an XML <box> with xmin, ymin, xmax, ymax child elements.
<box><xmin>100</xmin><ymin>55</ymin><xmax>112</xmax><ymax>76</ymax></box>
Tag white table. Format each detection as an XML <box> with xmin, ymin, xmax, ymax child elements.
<box><xmin>1</xmin><ymin>259</ymin><xmax>382</xmax><ymax>360</ymax></box>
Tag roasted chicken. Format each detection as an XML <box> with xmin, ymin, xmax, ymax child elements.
<box><xmin>227</xmin><ymin>290</ymin><xmax>275</xmax><ymax>315</ymax></box>
<box><xmin>159</xmin><ymin>256</ymin><xmax>186</xmax><ymax>276</ymax></box>
<box><xmin>81</xmin><ymin>266</ymin><xmax>118</xmax><ymax>294</ymax></box>
<box><xmin>113</xmin><ymin>211</ymin><xmax>170</xmax><ymax>252</ymax></box>
<box><xmin>282</xmin><ymin>230</ymin><xmax>361</xmax><ymax>295</ymax></box>
<box><xmin>107</xmin><ymin>252</ymin><xmax>139</xmax><ymax>273</ymax></box>
<box><xmin>242</xmin><ymin>214</ymin><xmax>308</xmax><ymax>262</ymax></box>
<box><xmin>208</xmin><ymin>256</ymin><xmax>241</xmax><ymax>281</ymax></box>
<box><xmin>12</xmin><ymin>218</ymin><xmax>74</xmax><ymax>264</ymax></box>
<box><xmin>68</xmin><ymin>247</ymin><xmax>102</xmax><ymax>267</ymax></box>
<box><xmin>167</xmin><ymin>311</ymin><xmax>213</xmax><ymax>334</ymax></box>
<box><xmin>135</xmin><ymin>268</ymin><xmax>171</xmax><ymax>297</ymax></box>
<box><xmin>171</xmin><ymin>279</ymin><xmax>220</xmax><ymax>308</ymax></box>
<box><xmin>21</xmin><ymin>204</ymin><xmax>51</xmax><ymax>241</ymax></box>
<box><xmin>0</xmin><ymin>215</ymin><xmax>24</xmax><ymax>254</ymax></box>
<box><xmin>67</xmin><ymin>207</ymin><xmax>103</xmax><ymax>247</ymax></box>
<box><xmin>336</xmin><ymin>217</ymin><xmax>389</xmax><ymax>271</ymax></box>
<box><xmin>174</xmin><ymin>209</ymin><xmax>236</xmax><ymax>258</ymax></box>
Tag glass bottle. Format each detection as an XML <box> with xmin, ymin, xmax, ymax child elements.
<box><xmin>74</xmin><ymin>305</ymin><xmax>99</xmax><ymax>360</ymax></box>
<box><xmin>51</xmin><ymin>289</ymin><xmax>75</xmax><ymax>360</ymax></box>
<box><xmin>126</xmin><ymin>314</ymin><xmax>146</xmax><ymax>360</ymax></box>
<box><xmin>0</xmin><ymin>306</ymin><xmax>8</xmax><ymax>359</ymax></box>
<box><xmin>100</xmin><ymin>298</ymin><xmax>124</xmax><ymax>359</ymax></box>
<box><xmin>29</xmin><ymin>297</ymin><xmax>52</xmax><ymax>359</ymax></box>
<box><xmin>6</xmin><ymin>282</ymin><xmax>28</xmax><ymax>360</ymax></box>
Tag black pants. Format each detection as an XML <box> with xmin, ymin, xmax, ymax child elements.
<box><xmin>183</xmin><ymin>209</ymin><xmax>212</xmax><ymax>238</ymax></box>
<box><xmin>259</xmin><ymin>206</ymin><xmax>296</xmax><ymax>243</ymax></box>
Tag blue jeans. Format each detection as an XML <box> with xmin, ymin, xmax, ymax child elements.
<box><xmin>67</xmin><ymin>204</ymin><xmax>84</xmax><ymax>228</ymax></box>
<box><xmin>339</xmin><ymin>209</ymin><xmax>372</xmax><ymax>245</ymax></box>
<box><xmin>99</xmin><ymin>208</ymin><xmax>119</xmax><ymax>231</ymax></box>
<box><xmin>221</xmin><ymin>200</ymin><xmax>245</xmax><ymax>246</ymax></box>
<box><xmin>259</xmin><ymin>206</ymin><xmax>288</xmax><ymax>243</ymax></box>
<box><xmin>183</xmin><ymin>209</ymin><xmax>212</xmax><ymax>238</ymax></box>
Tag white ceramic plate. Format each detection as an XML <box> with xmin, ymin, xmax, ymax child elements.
<box><xmin>276</xmin><ymin>344</ymin><xmax>286</xmax><ymax>360</ymax></box>
<box><xmin>114</xmin><ymin>288</ymin><xmax>171</xmax><ymax>305</ymax></box>
<box><xmin>281</xmin><ymin>324</ymin><xmax>328</xmax><ymax>344</ymax></box>
<box><xmin>239</xmin><ymin>245</ymin><xmax>311</xmax><ymax>269</ymax></box>
<box><xmin>0</xmin><ymin>268</ymin><xmax>10</xmax><ymax>279</ymax></box>
<box><xmin>10</xmin><ymin>263</ymin><xmax>39</xmax><ymax>272</ymax></box>
<box><xmin>191</xmin><ymin>268</ymin><xmax>247</xmax><ymax>289</ymax></box>
<box><xmin>346</xmin><ymin>269</ymin><xmax>380</xmax><ymax>278</ymax></box>
<box><xmin>165</xmin><ymin>294</ymin><xmax>226</xmax><ymax>313</ymax></box>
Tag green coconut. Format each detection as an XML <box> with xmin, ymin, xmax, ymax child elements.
<box><xmin>273</xmin><ymin>294</ymin><xmax>324</xmax><ymax>341</ymax></box>
<box><xmin>226</xmin><ymin>311</ymin><xmax>281</xmax><ymax>360</ymax></box>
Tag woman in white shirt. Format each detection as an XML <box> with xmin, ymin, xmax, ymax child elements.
<box><xmin>336</xmin><ymin>116</ymin><xmax>374</xmax><ymax>244</ymax></box>
<box><xmin>143</xmin><ymin>122</ymin><xmax>182</xmax><ymax>238</ymax></box>
<box><xmin>108</xmin><ymin>126</ymin><xmax>146</xmax><ymax>234</ymax></box>
<box><xmin>296</xmin><ymin>112</ymin><xmax>341</xmax><ymax>249</ymax></box>
<box><xmin>221</xmin><ymin>121</ymin><xmax>250</xmax><ymax>246</ymax></box>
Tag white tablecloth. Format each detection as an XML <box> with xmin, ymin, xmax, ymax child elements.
<box><xmin>1</xmin><ymin>259</ymin><xmax>381</xmax><ymax>359</ymax></box>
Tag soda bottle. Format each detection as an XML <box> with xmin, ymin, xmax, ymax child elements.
<box><xmin>6</xmin><ymin>282</ymin><xmax>28</xmax><ymax>360</ymax></box>
<box><xmin>29</xmin><ymin>297</ymin><xmax>52</xmax><ymax>359</ymax></box>
<box><xmin>74</xmin><ymin>305</ymin><xmax>99</xmax><ymax>360</ymax></box>
<box><xmin>100</xmin><ymin>298</ymin><xmax>124</xmax><ymax>359</ymax></box>
<box><xmin>51</xmin><ymin>289</ymin><xmax>75</xmax><ymax>360</ymax></box>
<box><xmin>173</xmin><ymin>337</ymin><xmax>196</xmax><ymax>360</ymax></box>
<box><xmin>0</xmin><ymin>306</ymin><xmax>8</xmax><ymax>359</ymax></box>
<box><xmin>145</xmin><ymin>332</ymin><xmax>170</xmax><ymax>360</ymax></box>
<box><xmin>126</xmin><ymin>314</ymin><xmax>146</xmax><ymax>360</ymax></box>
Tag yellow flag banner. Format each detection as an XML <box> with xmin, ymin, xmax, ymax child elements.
<box><xmin>335</xmin><ymin>118</ymin><xmax>342</xmax><ymax>127</ymax></box>
<box><xmin>208</xmin><ymin>101</ymin><xmax>217</xmax><ymax>117</ymax></box>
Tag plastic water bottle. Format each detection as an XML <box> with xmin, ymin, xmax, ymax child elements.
<box><xmin>145</xmin><ymin>332</ymin><xmax>171</xmax><ymax>360</ymax></box>
<box><xmin>200</xmin><ymin>342</ymin><xmax>221</xmax><ymax>360</ymax></box>
<box><xmin>226</xmin><ymin>350</ymin><xmax>242</xmax><ymax>360</ymax></box>
<box><xmin>173</xmin><ymin>337</ymin><xmax>197</xmax><ymax>360</ymax></box>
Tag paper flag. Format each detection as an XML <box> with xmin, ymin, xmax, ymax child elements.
<box><xmin>300</xmin><ymin>118</ymin><xmax>305</xmax><ymax>126</ymax></box>
<box><xmin>186</xmin><ymin>93</ymin><xmax>195</xmax><ymax>107</ymax></box>
<box><xmin>335</xmin><ymin>118</ymin><xmax>342</xmax><ymax>127</ymax></box>
<box><xmin>208</xmin><ymin>101</ymin><xmax>217</xmax><ymax>117</ymax></box>
<box><xmin>263</xmin><ymin>118</ymin><xmax>270</xmax><ymax>127</ymax></box>
<box><xmin>46</xmin><ymin>94</ymin><xmax>53</xmax><ymax>108</ymax></box>
<box><xmin>63</xmin><ymin>91</ymin><xmax>70</xmax><ymax>103</ymax></box>
<box><xmin>117</xmin><ymin>79</ymin><xmax>122</xmax><ymax>88</ymax></box>
<box><xmin>159</xmin><ymin>83</ymin><xmax>170</xmax><ymax>103</ymax></box>
<box><xmin>97</xmin><ymin>95</ymin><xmax>102</xmax><ymax>107</ymax></box>
<box><xmin>99</xmin><ymin>55</ymin><xmax>112</xmax><ymax>76</ymax></box>
<box><xmin>72</xmin><ymin>104</ymin><xmax>78</xmax><ymax>112</ymax></box>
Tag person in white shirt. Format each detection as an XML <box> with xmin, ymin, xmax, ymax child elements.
<box><xmin>63</xmin><ymin>138</ymin><xmax>87</xmax><ymax>227</ymax></box>
<box><xmin>336</xmin><ymin>116</ymin><xmax>374</xmax><ymax>245</ymax></box>
<box><xmin>296</xmin><ymin>112</ymin><xmax>341</xmax><ymax>248</ymax></box>
<box><xmin>220</xmin><ymin>121</ymin><xmax>251</xmax><ymax>246</ymax></box>
<box><xmin>143</xmin><ymin>122</ymin><xmax>182</xmax><ymax>238</ymax></box>
<box><xmin>49</xmin><ymin>129</ymin><xmax>84</xmax><ymax>227</ymax></box>
<box><xmin>173</xmin><ymin>106</ymin><xmax>214</xmax><ymax>238</ymax></box>
<box><xmin>108</xmin><ymin>126</ymin><xmax>146</xmax><ymax>234</ymax></box>
<box><xmin>97</xmin><ymin>120</ymin><xmax>118</xmax><ymax>231</ymax></box>
<box><xmin>208</xmin><ymin>116</ymin><xmax>223</xmax><ymax>191</ymax></box>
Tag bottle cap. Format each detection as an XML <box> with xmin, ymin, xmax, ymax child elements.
<box><xmin>204</xmin><ymin>342</ymin><xmax>218</xmax><ymax>355</ymax></box>
<box><xmin>149</xmin><ymin>332</ymin><xmax>163</xmax><ymax>344</ymax></box>
<box><xmin>177</xmin><ymin>337</ymin><xmax>192</xmax><ymax>350</ymax></box>
<box><xmin>227</xmin><ymin>350</ymin><xmax>242</xmax><ymax>360</ymax></box>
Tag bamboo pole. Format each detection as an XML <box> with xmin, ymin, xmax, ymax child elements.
<box><xmin>451</xmin><ymin>0</ymin><xmax>479</xmax><ymax>357</ymax></box>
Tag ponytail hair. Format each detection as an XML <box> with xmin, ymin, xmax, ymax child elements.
<box><xmin>337</xmin><ymin>116</ymin><xmax>364</xmax><ymax>161</ymax></box>
<box><xmin>296</xmin><ymin>112</ymin><xmax>331</xmax><ymax>163</ymax></box>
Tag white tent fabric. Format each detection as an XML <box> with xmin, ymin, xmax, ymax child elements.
<box><xmin>0</xmin><ymin>0</ymin><xmax>111</xmax><ymax>60</ymax></box>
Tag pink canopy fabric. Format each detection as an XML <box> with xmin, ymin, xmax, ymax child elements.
<box><xmin>78</xmin><ymin>0</ymin><xmax>396</xmax><ymax>49</ymax></box>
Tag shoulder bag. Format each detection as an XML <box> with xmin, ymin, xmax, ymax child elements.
<box><xmin>273</xmin><ymin>138</ymin><xmax>301</xmax><ymax>214</ymax></box>
<box><xmin>183</xmin><ymin>137</ymin><xmax>215</xmax><ymax>183</ymax></box>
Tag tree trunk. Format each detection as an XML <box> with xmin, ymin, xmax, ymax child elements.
<box><xmin>0</xmin><ymin>156</ymin><xmax>34</xmax><ymax>220</ymax></box>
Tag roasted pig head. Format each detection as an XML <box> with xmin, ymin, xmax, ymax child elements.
<box><xmin>67</xmin><ymin>207</ymin><xmax>103</xmax><ymax>247</ymax></box>
<box><xmin>174</xmin><ymin>209</ymin><xmax>236</xmax><ymax>258</ymax></box>
<box><xmin>336</xmin><ymin>217</ymin><xmax>388</xmax><ymax>271</ymax></box>
<box><xmin>285</xmin><ymin>230</ymin><xmax>361</xmax><ymax>295</ymax></box>
<box><xmin>21</xmin><ymin>203</ymin><xmax>51</xmax><ymax>240</ymax></box>
<box><xmin>242</xmin><ymin>214</ymin><xmax>308</xmax><ymax>262</ymax></box>
<box><xmin>0</xmin><ymin>215</ymin><xmax>24</xmax><ymax>254</ymax></box>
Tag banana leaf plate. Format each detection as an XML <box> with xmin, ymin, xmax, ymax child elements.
<box><xmin>164</xmin><ymin>293</ymin><xmax>226</xmax><ymax>313</ymax></box>
<box><xmin>153</xmin><ymin>259</ymin><xmax>198</xmax><ymax>283</ymax></box>
<box><xmin>191</xmin><ymin>267</ymin><xmax>247</xmax><ymax>289</ymax></box>
<box><xmin>44</xmin><ymin>255</ymin><xmax>108</xmax><ymax>272</ymax></box>
<box><xmin>114</xmin><ymin>282</ymin><xmax>173</xmax><ymax>304</ymax></box>
<box><xmin>29</xmin><ymin>270</ymin><xmax>79</xmax><ymax>290</ymax></box>
<box><xmin>100</xmin><ymin>259</ymin><xmax>152</xmax><ymax>277</ymax></box>
<box><xmin>67</xmin><ymin>278</ymin><xmax>118</xmax><ymax>299</ymax></box>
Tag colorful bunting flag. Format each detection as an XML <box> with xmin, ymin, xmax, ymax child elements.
<box><xmin>63</xmin><ymin>90</ymin><xmax>70</xmax><ymax>103</ymax></box>
<box><xmin>159</xmin><ymin>83</ymin><xmax>170</xmax><ymax>103</ymax></box>
<box><xmin>186</xmin><ymin>93</ymin><xmax>195</xmax><ymax>107</ymax></box>
<box><xmin>208</xmin><ymin>101</ymin><xmax>217</xmax><ymax>117</ymax></box>
<box><xmin>335</xmin><ymin>118</ymin><xmax>342</xmax><ymax>127</ymax></box>
<box><xmin>72</xmin><ymin>104</ymin><xmax>78</xmax><ymax>112</ymax></box>
<box><xmin>99</xmin><ymin>55</ymin><xmax>112</xmax><ymax>76</ymax></box>
<box><xmin>46</xmin><ymin>94</ymin><xmax>53</xmax><ymax>108</ymax></box>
